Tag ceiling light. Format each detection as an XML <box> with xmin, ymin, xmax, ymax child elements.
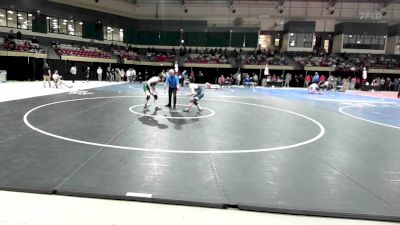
<box><xmin>53</xmin><ymin>19</ymin><xmax>57</xmax><ymax>22</ymax></box>
<box><xmin>63</xmin><ymin>22</ymin><xmax>67</xmax><ymax>25</ymax></box>
<box><xmin>46</xmin><ymin>17</ymin><xmax>50</xmax><ymax>19</ymax></box>
<box><xmin>79</xmin><ymin>22</ymin><xmax>83</xmax><ymax>25</ymax></box>
<box><xmin>0</xmin><ymin>14</ymin><xmax>4</xmax><ymax>17</ymax></box>
<box><xmin>8</xmin><ymin>18</ymin><xmax>12</xmax><ymax>20</ymax></box>
<box><xmin>28</xmin><ymin>13</ymin><xmax>32</xmax><ymax>17</ymax></box>
<box><xmin>7</xmin><ymin>11</ymin><xmax>14</xmax><ymax>14</ymax></box>
<box><xmin>17</xmin><ymin>13</ymin><xmax>22</xmax><ymax>16</ymax></box>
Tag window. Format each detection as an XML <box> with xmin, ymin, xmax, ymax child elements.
<box><xmin>0</xmin><ymin>9</ymin><xmax>5</xmax><ymax>27</ymax></box>
<box><xmin>7</xmin><ymin>10</ymin><xmax>17</xmax><ymax>28</ymax></box>
<box><xmin>76</xmin><ymin>21</ymin><xmax>83</xmax><ymax>37</ymax></box>
<box><xmin>258</xmin><ymin>35</ymin><xmax>272</xmax><ymax>49</ymax></box>
<box><xmin>17</xmin><ymin>12</ymin><xmax>28</xmax><ymax>30</ymax></box>
<box><xmin>288</xmin><ymin>33</ymin><xmax>313</xmax><ymax>48</ymax></box>
<box><xmin>48</xmin><ymin>17</ymin><xmax>59</xmax><ymax>33</ymax></box>
<box><xmin>324</xmin><ymin>40</ymin><xmax>330</xmax><ymax>53</ymax></box>
<box><xmin>0</xmin><ymin>9</ymin><xmax>31</xmax><ymax>30</ymax></box>
<box><xmin>104</xmin><ymin>26</ymin><xmax>124</xmax><ymax>42</ymax></box>
<box><xmin>343</xmin><ymin>34</ymin><xmax>386</xmax><ymax>50</ymax></box>
<box><xmin>48</xmin><ymin>16</ymin><xmax>82</xmax><ymax>37</ymax></box>
<box><xmin>274</xmin><ymin>38</ymin><xmax>280</xmax><ymax>47</ymax></box>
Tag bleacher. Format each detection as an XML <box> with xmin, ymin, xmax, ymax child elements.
<box><xmin>54</xmin><ymin>44</ymin><xmax>111</xmax><ymax>59</ymax></box>
<box><xmin>185</xmin><ymin>53</ymin><xmax>228</xmax><ymax>64</ymax></box>
<box><xmin>1</xmin><ymin>38</ymin><xmax>44</xmax><ymax>53</ymax></box>
<box><xmin>240</xmin><ymin>50</ymin><xmax>288</xmax><ymax>66</ymax></box>
<box><xmin>114</xmin><ymin>49</ymin><xmax>140</xmax><ymax>61</ymax></box>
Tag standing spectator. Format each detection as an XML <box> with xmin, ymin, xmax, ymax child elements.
<box><xmin>253</xmin><ymin>73</ymin><xmax>259</xmax><ymax>86</ymax></box>
<box><xmin>190</xmin><ymin>70</ymin><xmax>195</xmax><ymax>83</ymax></box>
<box><xmin>126</xmin><ymin>68</ymin><xmax>131</xmax><ymax>83</ymax></box>
<box><xmin>218</xmin><ymin>75</ymin><xmax>225</xmax><ymax>87</ymax></box>
<box><xmin>284</xmin><ymin>73</ymin><xmax>291</xmax><ymax>88</ymax></box>
<box><xmin>236</xmin><ymin>72</ymin><xmax>241</xmax><ymax>85</ymax></box>
<box><xmin>385</xmin><ymin>77</ymin><xmax>392</xmax><ymax>91</ymax></box>
<box><xmin>320</xmin><ymin>74</ymin><xmax>326</xmax><ymax>84</ymax></box>
<box><xmin>312</xmin><ymin>72</ymin><xmax>320</xmax><ymax>84</ymax></box>
<box><xmin>198</xmin><ymin>70</ymin><xmax>204</xmax><ymax>83</ymax></box>
<box><xmin>164</xmin><ymin>69</ymin><xmax>180</xmax><ymax>110</ymax></box>
<box><xmin>86</xmin><ymin>66</ymin><xmax>91</xmax><ymax>82</ymax></box>
<box><xmin>398</xmin><ymin>82</ymin><xmax>400</xmax><ymax>98</ymax></box>
<box><xmin>393</xmin><ymin>78</ymin><xmax>399</xmax><ymax>92</ymax></box>
<box><xmin>43</xmin><ymin>63</ymin><xmax>51</xmax><ymax>88</ymax></box>
<box><xmin>16</xmin><ymin>30</ymin><xmax>22</xmax><ymax>39</ymax></box>
<box><xmin>70</xmin><ymin>65</ymin><xmax>77</xmax><ymax>83</ymax></box>
<box><xmin>349</xmin><ymin>76</ymin><xmax>356</xmax><ymax>90</ymax></box>
<box><xmin>106</xmin><ymin>66</ymin><xmax>111</xmax><ymax>82</ymax></box>
<box><xmin>304</xmin><ymin>74</ymin><xmax>311</xmax><ymax>87</ymax></box>
<box><xmin>174</xmin><ymin>61</ymin><xmax>179</xmax><ymax>73</ymax></box>
<box><xmin>110</xmin><ymin>68</ymin><xmax>115</xmax><ymax>82</ymax></box>
<box><xmin>132</xmin><ymin>68</ymin><xmax>137</xmax><ymax>83</ymax></box>
<box><xmin>379</xmin><ymin>77</ymin><xmax>385</xmax><ymax>91</ymax></box>
<box><xmin>120</xmin><ymin>69</ymin><xmax>125</xmax><ymax>82</ymax></box>
<box><xmin>181</xmin><ymin>70</ymin><xmax>187</xmax><ymax>86</ymax></box>
<box><xmin>355</xmin><ymin>77</ymin><xmax>361</xmax><ymax>90</ymax></box>
<box><xmin>362</xmin><ymin>67</ymin><xmax>368</xmax><ymax>84</ymax></box>
<box><xmin>159</xmin><ymin>69</ymin><xmax>165</xmax><ymax>82</ymax></box>
<box><xmin>97</xmin><ymin>66</ymin><xmax>103</xmax><ymax>81</ymax></box>
<box><xmin>115</xmin><ymin>68</ymin><xmax>121</xmax><ymax>82</ymax></box>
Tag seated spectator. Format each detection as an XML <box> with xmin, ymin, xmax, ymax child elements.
<box><xmin>243</xmin><ymin>75</ymin><xmax>253</xmax><ymax>88</ymax></box>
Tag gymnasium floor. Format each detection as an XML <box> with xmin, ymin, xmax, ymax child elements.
<box><xmin>0</xmin><ymin>81</ymin><xmax>399</xmax><ymax>223</ymax></box>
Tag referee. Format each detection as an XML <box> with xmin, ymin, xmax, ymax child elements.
<box><xmin>165</xmin><ymin>69</ymin><xmax>180</xmax><ymax>110</ymax></box>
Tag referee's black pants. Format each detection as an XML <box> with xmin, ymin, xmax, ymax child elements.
<box><xmin>167</xmin><ymin>87</ymin><xmax>177</xmax><ymax>108</ymax></box>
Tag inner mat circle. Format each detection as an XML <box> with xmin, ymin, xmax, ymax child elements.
<box><xmin>129</xmin><ymin>104</ymin><xmax>215</xmax><ymax>119</ymax></box>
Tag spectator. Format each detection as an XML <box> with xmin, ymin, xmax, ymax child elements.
<box><xmin>106</xmin><ymin>66</ymin><xmax>111</xmax><ymax>82</ymax></box>
<box><xmin>312</xmin><ymin>72</ymin><xmax>320</xmax><ymax>84</ymax></box>
<box><xmin>16</xmin><ymin>30</ymin><xmax>22</xmax><ymax>39</ymax></box>
<box><xmin>304</xmin><ymin>74</ymin><xmax>311</xmax><ymax>87</ymax></box>
<box><xmin>70</xmin><ymin>65</ymin><xmax>77</xmax><ymax>83</ymax></box>
<box><xmin>126</xmin><ymin>68</ymin><xmax>131</xmax><ymax>83</ymax></box>
<box><xmin>8</xmin><ymin>29</ymin><xmax>14</xmax><ymax>39</ymax></box>
<box><xmin>43</xmin><ymin>63</ymin><xmax>51</xmax><ymax>88</ymax></box>
<box><xmin>243</xmin><ymin>75</ymin><xmax>253</xmax><ymax>88</ymax></box>
<box><xmin>284</xmin><ymin>73</ymin><xmax>291</xmax><ymax>87</ymax></box>
<box><xmin>253</xmin><ymin>73</ymin><xmax>259</xmax><ymax>86</ymax></box>
<box><xmin>218</xmin><ymin>75</ymin><xmax>225</xmax><ymax>87</ymax></box>
<box><xmin>86</xmin><ymin>67</ymin><xmax>91</xmax><ymax>82</ymax></box>
<box><xmin>97</xmin><ymin>66</ymin><xmax>103</xmax><ymax>81</ymax></box>
<box><xmin>31</xmin><ymin>37</ymin><xmax>39</xmax><ymax>44</ymax></box>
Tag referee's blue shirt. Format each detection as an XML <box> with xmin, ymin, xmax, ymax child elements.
<box><xmin>166</xmin><ymin>75</ymin><xmax>179</xmax><ymax>88</ymax></box>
